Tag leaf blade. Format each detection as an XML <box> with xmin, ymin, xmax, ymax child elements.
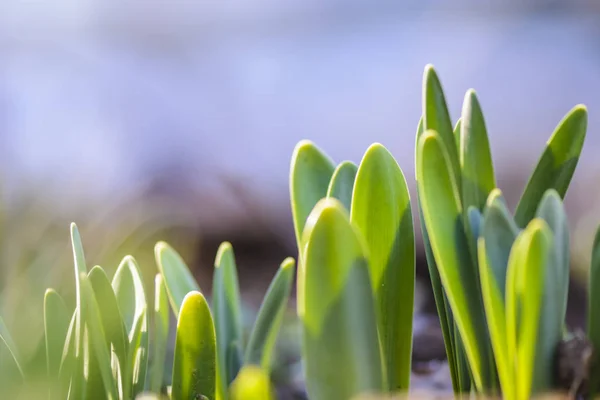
<box><xmin>350</xmin><ymin>143</ymin><xmax>415</xmax><ymax>391</ymax></box>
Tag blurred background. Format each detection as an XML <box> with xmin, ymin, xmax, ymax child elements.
<box><xmin>2</xmin><ymin>0</ymin><xmax>600</xmax><ymax>395</ymax></box>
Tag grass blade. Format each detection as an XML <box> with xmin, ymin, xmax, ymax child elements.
<box><xmin>301</xmin><ymin>198</ymin><xmax>383</xmax><ymax>400</ymax></box>
<box><xmin>587</xmin><ymin>225</ymin><xmax>600</xmax><ymax>397</ymax></box>
<box><xmin>229</xmin><ymin>366</ymin><xmax>275</xmax><ymax>400</ymax></box>
<box><xmin>459</xmin><ymin>89</ymin><xmax>496</xmax><ymax>212</ymax></box>
<box><xmin>154</xmin><ymin>241</ymin><xmax>201</xmax><ymax>317</ymax></box>
<box><xmin>416</xmin><ymin>130</ymin><xmax>491</xmax><ymax>391</ymax></box>
<box><xmin>81</xmin><ymin>272</ymin><xmax>119</xmax><ymax>400</ymax></box>
<box><xmin>44</xmin><ymin>289</ymin><xmax>71</xmax><ymax>397</ymax></box>
<box><xmin>172</xmin><ymin>291</ymin><xmax>216</xmax><ymax>400</ymax></box>
<box><xmin>149</xmin><ymin>274</ymin><xmax>170</xmax><ymax>394</ymax></box>
<box><xmin>505</xmin><ymin>219</ymin><xmax>551</xmax><ymax>400</ymax></box>
<box><xmin>213</xmin><ymin>242</ymin><xmax>243</xmax><ymax>399</ymax></box>
<box><xmin>350</xmin><ymin>143</ymin><xmax>415</xmax><ymax>392</ymax></box>
<box><xmin>0</xmin><ymin>316</ymin><xmax>24</xmax><ymax>396</ymax></box>
<box><xmin>70</xmin><ymin>223</ymin><xmax>89</xmax><ymax>398</ymax></box>
<box><xmin>112</xmin><ymin>256</ymin><xmax>149</xmax><ymax>397</ymax></box>
<box><xmin>244</xmin><ymin>258</ymin><xmax>295</xmax><ymax>371</ymax></box>
<box><xmin>327</xmin><ymin>161</ymin><xmax>358</xmax><ymax>211</ymax></box>
<box><xmin>44</xmin><ymin>289</ymin><xmax>70</xmax><ymax>380</ymax></box>
<box><xmin>514</xmin><ymin>105</ymin><xmax>587</xmax><ymax>227</ymax></box>
<box><xmin>88</xmin><ymin>266</ymin><xmax>128</xmax><ymax>382</ymax></box>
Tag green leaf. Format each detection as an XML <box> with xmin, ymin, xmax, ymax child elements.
<box><xmin>88</xmin><ymin>266</ymin><xmax>128</xmax><ymax>376</ymax></box>
<box><xmin>422</xmin><ymin>64</ymin><xmax>461</xmax><ymax>188</ymax></box>
<box><xmin>229</xmin><ymin>365</ymin><xmax>275</xmax><ymax>400</ymax></box>
<box><xmin>213</xmin><ymin>242</ymin><xmax>243</xmax><ymax>399</ymax></box>
<box><xmin>81</xmin><ymin>272</ymin><xmax>119</xmax><ymax>400</ymax></box>
<box><xmin>112</xmin><ymin>256</ymin><xmax>149</xmax><ymax>397</ymax></box>
<box><xmin>70</xmin><ymin>223</ymin><xmax>89</xmax><ymax>398</ymax></box>
<box><xmin>290</xmin><ymin>140</ymin><xmax>336</xmax><ymax>253</ymax></box>
<box><xmin>245</xmin><ymin>258</ymin><xmax>295</xmax><ymax>372</ymax></box>
<box><xmin>172</xmin><ymin>291</ymin><xmax>216</xmax><ymax>400</ymax></box>
<box><xmin>416</xmin><ymin>118</ymin><xmax>459</xmax><ymax>392</ymax></box>
<box><xmin>505</xmin><ymin>219</ymin><xmax>551</xmax><ymax>400</ymax></box>
<box><xmin>459</xmin><ymin>89</ymin><xmax>496</xmax><ymax>212</ymax></box>
<box><xmin>350</xmin><ymin>143</ymin><xmax>414</xmax><ymax>392</ymax></box>
<box><xmin>481</xmin><ymin>189</ymin><xmax>520</xmax><ymax>299</ymax></box>
<box><xmin>514</xmin><ymin>105</ymin><xmax>587</xmax><ymax>227</ymax></box>
<box><xmin>416</xmin><ymin>130</ymin><xmax>491</xmax><ymax>391</ymax></box>
<box><xmin>149</xmin><ymin>274</ymin><xmax>170</xmax><ymax>393</ymax></box>
<box><xmin>0</xmin><ymin>315</ymin><xmax>24</xmax><ymax>395</ymax></box>
<box><xmin>533</xmin><ymin>190</ymin><xmax>569</xmax><ymax>392</ymax></box>
<box><xmin>57</xmin><ymin>311</ymin><xmax>77</xmax><ymax>400</ymax></box>
<box><xmin>478</xmin><ymin>238</ymin><xmax>515</xmax><ymax>400</ymax></box>
<box><xmin>453</xmin><ymin>118</ymin><xmax>462</xmax><ymax>153</ymax></box>
<box><xmin>587</xmin><ymin>225</ymin><xmax>600</xmax><ymax>398</ymax></box>
<box><xmin>327</xmin><ymin>161</ymin><xmax>358</xmax><ymax>211</ymax></box>
<box><xmin>154</xmin><ymin>241</ymin><xmax>201</xmax><ymax>317</ymax></box>
<box><xmin>301</xmin><ymin>198</ymin><xmax>383</xmax><ymax>400</ymax></box>
<box><xmin>290</xmin><ymin>140</ymin><xmax>336</xmax><ymax>322</ymax></box>
<box><xmin>44</xmin><ymin>289</ymin><xmax>70</xmax><ymax>396</ymax></box>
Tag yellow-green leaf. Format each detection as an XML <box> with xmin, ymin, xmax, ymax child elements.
<box><xmin>172</xmin><ymin>291</ymin><xmax>216</xmax><ymax>400</ymax></box>
<box><xmin>350</xmin><ymin>143</ymin><xmax>414</xmax><ymax>392</ymax></box>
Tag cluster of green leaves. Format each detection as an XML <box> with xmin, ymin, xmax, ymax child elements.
<box><xmin>0</xmin><ymin>224</ymin><xmax>294</xmax><ymax>400</ymax></box>
<box><xmin>1</xmin><ymin>63</ymin><xmax>599</xmax><ymax>400</ymax></box>
<box><xmin>415</xmin><ymin>64</ymin><xmax>600</xmax><ymax>400</ymax></box>
<box><xmin>289</xmin><ymin>140</ymin><xmax>416</xmax><ymax>399</ymax></box>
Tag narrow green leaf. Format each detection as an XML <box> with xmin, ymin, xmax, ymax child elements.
<box><xmin>416</xmin><ymin>120</ymin><xmax>459</xmax><ymax>393</ymax></box>
<box><xmin>70</xmin><ymin>222</ymin><xmax>88</xmax><ymax>398</ymax></box>
<box><xmin>505</xmin><ymin>219</ymin><xmax>551</xmax><ymax>400</ymax></box>
<box><xmin>44</xmin><ymin>289</ymin><xmax>70</xmax><ymax>397</ymax></box>
<box><xmin>112</xmin><ymin>256</ymin><xmax>149</xmax><ymax>397</ymax></box>
<box><xmin>514</xmin><ymin>105</ymin><xmax>587</xmax><ymax>227</ymax></box>
<box><xmin>289</xmin><ymin>140</ymin><xmax>336</xmax><ymax>253</ymax></box>
<box><xmin>301</xmin><ymin>198</ymin><xmax>383</xmax><ymax>400</ymax></box>
<box><xmin>229</xmin><ymin>365</ymin><xmax>275</xmax><ymax>400</ymax></box>
<box><xmin>245</xmin><ymin>258</ymin><xmax>295</xmax><ymax>371</ymax></box>
<box><xmin>0</xmin><ymin>315</ymin><xmax>24</xmax><ymax>395</ymax></box>
<box><xmin>481</xmin><ymin>189</ymin><xmax>520</xmax><ymax>299</ymax></box>
<box><xmin>88</xmin><ymin>266</ymin><xmax>128</xmax><ymax>375</ymax></box>
<box><xmin>422</xmin><ymin>64</ymin><xmax>461</xmax><ymax>188</ymax></box>
<box><xmin>350</xmin><ymin>143</ymin><xmax>415</xmax><ymax>392</ymax></box>
<box><xmin>172</xmin><ymin>291</ymin><xmax>216</xmax><ymax>400</ymax></box>
<box><xmin>533</xmin><ymin>190</ymin><xmax>569</xmax><ymax>392</ymax></box>
<box><xmin>149</xmin><ymin>274</ymin><xmax>170</xmax><ymax>394</ymax></box>
<box><xmin>416</xmin><ymin>130</ymin><xmax>491</xmax><ymax>391</ymax></box>
<box><xmin>154</xmin><ymin>241</ymin><xmax>201</xmax><ymax>317</ymax></box>
<box><xmin>213</xmin><ymin>241</ymin><xmax>243</xmax><ymax>399</ymax></box>
<box><xmin>326</xmin><ymin>161</ymin><xmax>358</xmax><ymax>211</ymax></box>
<box><xmin>587</xmin><ymin>225</ymin><xmax>600</xmax><ymax>397</ymax></box>
<box><xmin>81</xmin><ymin>272</ymin><xmax>119</xmax><ymax>400</ymax></box>
<box><xmin>478</xmin><ymin>238</ymin><xmax>515</xmax><ymax>400</ymax></box>
<box><xmin>459</xmin><ymin>89</ymin><xmax>496</xmax><ymax>211</ymax></box>
<box><xmin>57</xmin><ymin>311</ymin><xmax>77</xmax><ymax>400</ymax></box>
<box><xmin>454</xmin><ymin>324</ymin><xmax>472</xmax><ymax>393</ymax></box>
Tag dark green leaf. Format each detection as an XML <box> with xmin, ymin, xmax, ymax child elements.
<box><xmin>245</xmin><ymin>258</ymin><xmax>295</xmax><ymax>371</ymax></box>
